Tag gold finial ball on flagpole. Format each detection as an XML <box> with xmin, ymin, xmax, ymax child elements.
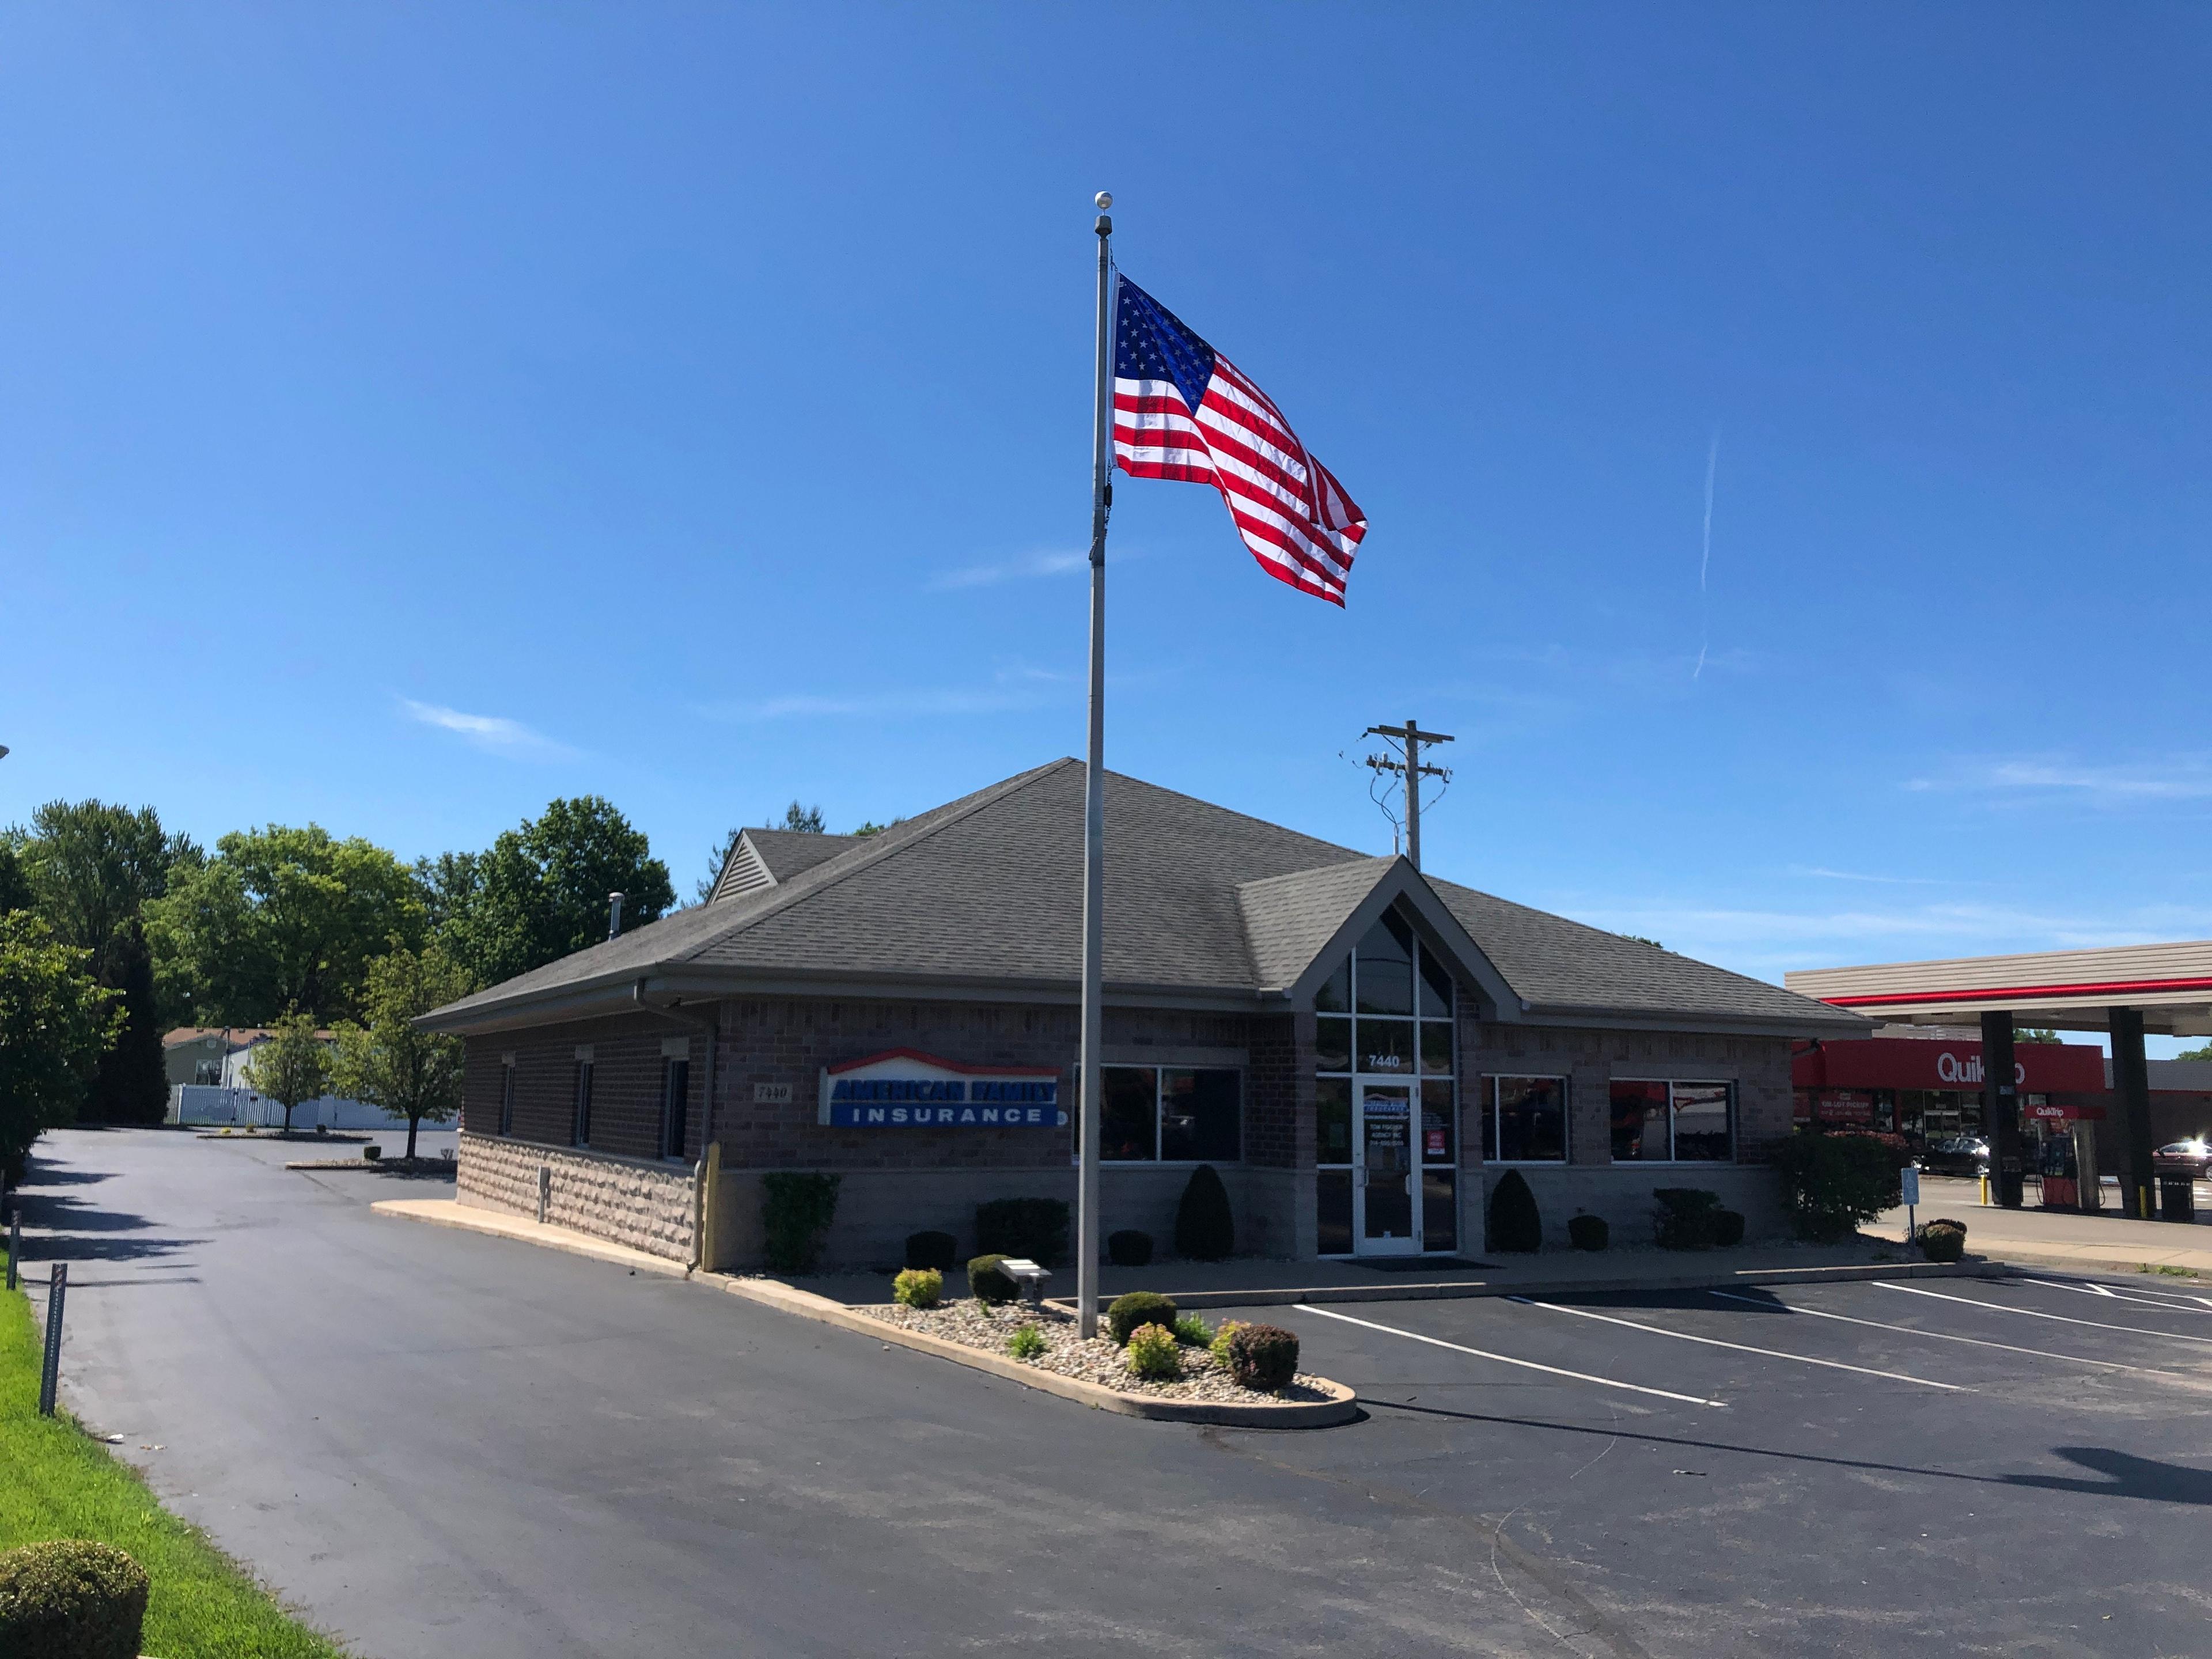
<box><xmin>1095</xmin><ymin>192</ymin><xmax>1112</xmax><ymax>210</ymax></box>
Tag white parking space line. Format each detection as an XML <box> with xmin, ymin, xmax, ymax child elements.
<box><xmin>2020</xmin><ymin>1277</ymin><xmax>2212</xmax><ymax>1315</ymax></box>
<box><xmin>1877</xmin><ymin>1283</ymin><xmax>2212</xmax><ymax>1346</ymax></box>
<box><xmin>1291</xmin><ymin>1303</ymin><xmax>1729</xmax><ymax>1410</ymax></box>
<box><xmin>1509</xmin><ymin>1298</ymin><xmax>1971</xmax><ymax>1392</ymax></box>
<box><xmin>1709</xmin><ymin>1291</ymin><xmax>2180</xmax><ymax>1377</ymax></box>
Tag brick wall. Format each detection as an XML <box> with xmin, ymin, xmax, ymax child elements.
<box><xmin>463</xmin><ymin>1016</ymin><xmax>702</xmax><ymax>1164</ymax></box>
<box><xmin>457</xmin><ymin>1130</ymin><xmax>697</xmax><ymax>1262</ymax></box>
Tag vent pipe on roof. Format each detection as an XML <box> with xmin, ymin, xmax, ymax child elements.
<box><xmin>607</xmin><ymin>892</ymin><xmax>626</xmax><ymax>940</ymax></box>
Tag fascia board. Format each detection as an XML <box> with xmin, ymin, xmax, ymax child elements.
<box><xmin>1281</xmin><ymin>861</ymin><xmax>1521</xmax><ymax>1020</ymax></box>
<box><xmin>1519</xmin><ymin>1003</ymin><xmax>1876</xmax><ymax>1040</ymax></box>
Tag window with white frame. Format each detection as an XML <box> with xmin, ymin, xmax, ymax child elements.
<box><xmin>1480</xmin><ymin>1075</ymin><xmax>1568</xmax><ymax>1162</ymax></box>
<box><xmin>1610</xmin><ymin>1080</ymin><xmax>1733</xmax><ymax>1162</ymax></box>
<box><xmin>1100</xmin><ymin>1066</ymin><xmax>1240</xmax><ymax>1162</ymax></box>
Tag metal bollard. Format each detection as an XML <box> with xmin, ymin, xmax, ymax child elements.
<box><xmin>38</xmin><ymin>1263</ymin><xmax>67</xmax><ymax>1416</ymax></box>
<box><xmin>537</xmin><ymin>1166</ymin><xmax>551</xmax><ymax>1226</ymax></box>
<box><xmin>6</xmin><ymin>1208</ymin><xmax>17</xmax><ymax>1292</ymax></box>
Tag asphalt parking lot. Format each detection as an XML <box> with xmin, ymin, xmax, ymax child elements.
<box><xmin>13</xmin><ymin>1128</ymin><xmax>2212</xmax><ymax>1658</ymax></box>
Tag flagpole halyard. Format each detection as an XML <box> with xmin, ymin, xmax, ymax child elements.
<box><xmin>1077</xmin><ymin>194</ymin><xmax>1113</xmax><ymax>1340</ymax></box>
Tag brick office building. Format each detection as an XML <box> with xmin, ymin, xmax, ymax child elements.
<box><xmin>421</xmin><ymin>760</ymin><xmax>1869</xmax><ymax>1269</ymax></box>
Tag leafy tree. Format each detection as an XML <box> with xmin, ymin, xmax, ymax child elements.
<box><xmin>438</xmin><ymin>797</ymin><xmax>673</xmax><ymax>987</ymax></box>
<box><xmin>240</xmin><ymin>1014</ymin><xmax>332</xmax><ymax>1134</ymax></box>
<box><xmin>2016</xmin><ymin>1027</ymin><xmax>2062</xmax><ymax>1044</ymax></box>
<box><xmin>851</xmin><ymin>817</ymin><xmax>904</xmax><ymax>839</ymax></box>
<box><xmin>330</xmin><ymin>945</ymin><xmax>474</xmax><ymax>1160</ymax></box>
<box><xmin>777</xmin><ymin>801</ymin><xmax>826</xmax><ymax>834</ymax></box>
<box><xmin>0</xmin><ymin>913</ymin><xmax>120</xmax><ymax>1183</ymax></box>
<box><xmin>14</xmin><ymin>800</ymin><xmax>195</xmax><ymax>979</ymax></box>
<box><xmin>146</xmin><ymin>825</ymin><xmax>426</xmax><ymax>1028</ymax></box>
<box><xmin>2178</xmin><ymin>1041</ymin><xmax>2212</xmax><ymax>1062</ymax></box>
<box><xmin>412</xmin><ymin>851</ymin><xmax>482</xmax><ymax>934</ymax></box>
<box><xmin>84</xmin><ymin>923</ymin><xmax>168</xmax><ymax>1125</ymax></box>
<box><xmin>0</xmin><ymin>840</ymin><xmax>32</xmax><ymax>916</ymax></box>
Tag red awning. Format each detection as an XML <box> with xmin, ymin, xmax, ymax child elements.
<box><xmin>1793</xmin><ymin>1037</ymin><xmax>2106</xmax><ymax>1094</ymax></box>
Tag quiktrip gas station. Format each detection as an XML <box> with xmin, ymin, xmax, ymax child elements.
<box><xmin>1787</xmin><ymin>941</ymin><xmax>2212</xmax><ymax>1219</ymax></box>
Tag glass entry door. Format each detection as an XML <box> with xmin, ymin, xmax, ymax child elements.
<box><xmin>1355</xmin><ymin>1084</ymin><xmax>1419</xmax><ymax>1254</ymax></box>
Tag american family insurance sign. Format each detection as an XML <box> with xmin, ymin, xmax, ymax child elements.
<box><xmin>817</xmin><ymin>1050</ymin><xmax>1067</xmax><ymax>1128</ymax></box>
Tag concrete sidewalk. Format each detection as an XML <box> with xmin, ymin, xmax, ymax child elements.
<box><xmin>370</xmin><ymin>1197</ymin><xmax>694</xmax><ymax>1278</ymax></box>
<box><xmin>1870</xmin><ymin>1178</ymin><xmax>2212</xmax><ymax>1279</ymax></box>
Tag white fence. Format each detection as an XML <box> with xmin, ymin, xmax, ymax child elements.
<box><xmin>167</xmin><ymin>1085</ymin><xmax>406</xmax><ymax>1131</ymax></box>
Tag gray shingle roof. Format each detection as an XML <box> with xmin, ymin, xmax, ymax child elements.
<box><xmin>424</xmin><ymin>758</ymin><xmax>1865</xmax><ymax>1036</ymax></box>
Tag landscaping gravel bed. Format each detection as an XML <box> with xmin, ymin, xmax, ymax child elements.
<box><xmin>858</xmin><ymin>1299</ymin><xmax>1336</xmax><ymax>1404</ymax></box>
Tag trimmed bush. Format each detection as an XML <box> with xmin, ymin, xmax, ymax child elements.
<box><xmin>1175</xmin><ymin>1164</ymin><xmax>1236</xmax><ymax>1260</ymax></box>
<box><xmin>1567</xmin><ymin>1213</ymin><xmax>1609</xmax><ymax>1252</ymax></box>
<box><xmin>1226</xmin><ymin>1323</ymin><xmax>1300</xmax><ymax>1392</ymax></box>
<box><xmin>975</xmin><ymin>1197</ymin><xmax>1070</xmax><ymax>1267</ymax></box>
<box><xmin>904</xmin><ymin>1230</ymin><xmax>958</xmax><ymax>1271</ymax></box>
<box><xmin>892</xmin><ymin>1268</ymin><xmax>942</xmax><ymax>1308</ymax></box>
<box><xmin>1488</xmin><ymin>1169</ymin><xmax>1541</xmax><ymax>1253</ymax></box>
<box><xmin>1771</xmin><ymin>1128</ymin><xmax>1911</xmax><ymax>1242</ymax></box>
<box><xmin>0</xmin><ymin>1540</ymin><xmax>150</xmax><ymax>1659</ymax></box>
<box><xmin>1172</xmin><ymin>1313</ymin><xmax>1213</xmax><ymax>1346</ymax></box>
<box><xmin>762</xmin><ymin>1172</ymin><xmax>842</xmax><ymax>1272</ymax></box>
<box><xmin>1919</xmin><ymin>1219</ymin><xmax>1968</xmax><ymax>1263</ymax></box>
<box><xmin>1652</xmin><ymin>1187</ymin><xmax>1724</xmax><ymax>1250</ymax></box>
<box><xmin>1107</xmin><ymin>1228</ymin><xmax>1154</xmax><ymax>1267</ymax></box>
<box><xmin>1125</xmin><ymin>1323</ymin><xmax>1181</xmax><ymax>1381</ymax></box>
<box><xmin>968</xmin><ymin>1253</ymin><xmax>1018</xmax><ymax>1304</ymax></box>
<box><xmin>1209</xmin><ymin>1319</ymin><xmax>1248</xmax><ymax>1367</ymax></box>
<box><xmin>1107</xmin><ymin>1290</ymin><xmax>1180</xmax><ymax>1345</ymax></box>
<box><xmin>1713</xmin><ymin>1210</ymin><xmax>1747</xmax><ymax>1248</ymax></box>
<box><xmin>1007</xmin><ymin>1324</ymin><xmax>1048</xmax><ymax>1362</ymax></box>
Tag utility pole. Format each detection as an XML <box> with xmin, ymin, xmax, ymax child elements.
<box><xmin>1363</xmin><ymin>718</ymin><xmax>1454</xmax><ymax>870</ymax></box>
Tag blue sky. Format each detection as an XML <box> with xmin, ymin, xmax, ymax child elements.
<box><xmin>6</xmin><ymin>5</ymin><xmax>2210</xmax><ymax>1040</ymax></box>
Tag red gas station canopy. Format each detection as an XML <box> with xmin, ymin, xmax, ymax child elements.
<box><xmin>1793</xmin><ymin>1037</ymin><xmax>2106</xmax><ymax>1094</ymax></box>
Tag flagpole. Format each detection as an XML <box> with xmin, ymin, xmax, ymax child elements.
<box><xmin>1077</xmin><ymin>192</ymin><xmax>1113</xmax><ymax>1340</ymax></box>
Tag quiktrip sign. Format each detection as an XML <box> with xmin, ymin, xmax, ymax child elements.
<box><xmin>1793</xmin><ymin>1037</ymin><xmax>2106</xmax><ymax>1094</ymax></box>
<box><xmin>817</xmin><ymin>1049</ymin><xmax>1066</xmax><ymax>1128</ymax></box>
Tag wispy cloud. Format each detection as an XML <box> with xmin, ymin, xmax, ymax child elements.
<box><xmin>1694</xmin><ymin>430</ymin><xmax>1718</xmax><ymax>680</ymax></box>
<box><xmin>1791</xmin><ymin>866</ymin><xmax>1948</xmax><ymax>887</ymax></box>
<box><xmin>928</xmin><ymin>550</ymin><xmax>1088</xmax><ymax>590</ymax></box>
<box><xmin>1908</xmin><ymin>756</ymin><xmax>2212</xmax><ymax>805</ymax></box>
<box><xmin>399</xmin><ymin>698</ymin><xmax>578</xmax><ymax>760</ymax></box>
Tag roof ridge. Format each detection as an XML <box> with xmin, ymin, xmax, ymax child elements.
<box><xmin>670</xmin><ymin>759</ymin><xmax>1081</xmax><ymax>964</ymax></box>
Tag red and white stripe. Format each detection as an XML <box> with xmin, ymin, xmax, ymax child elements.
<box><xmin>1113</xmin><ymin>356</ymin><xmax>1367</xmax><ymax>606</ymax></box>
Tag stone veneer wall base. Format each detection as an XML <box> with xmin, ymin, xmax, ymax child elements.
<box><xmin>459</xmin><ymin>1130</ymin><xmax>697</xmax><ymax>1264</ymax></box>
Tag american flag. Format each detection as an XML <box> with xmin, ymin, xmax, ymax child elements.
<box><xmin>1112</xmin><ymin>275</ymin><xmax>1367</xmax><ymax>606</ymax></box>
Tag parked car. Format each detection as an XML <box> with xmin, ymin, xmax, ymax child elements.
<box><xmin>1921</xmin><ymin>1135</ymin><xmax>1990</xmax><ymax>1177</ymax></box>
<box><xmin>2153</xmin><ymin>1139</ymin><xmax>2212</xmax><ymax>1178</ymax></box>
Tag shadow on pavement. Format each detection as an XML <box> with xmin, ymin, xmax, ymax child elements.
<box><xmin>2002</xmin><ymin>1448</ymin><xmax>2212</xmax><ymax>1505</ymax></box>
<box><xmin>7</xmin><ymin>1162</ymin><xmax>201</xmax><ymax>1264</ymax></box>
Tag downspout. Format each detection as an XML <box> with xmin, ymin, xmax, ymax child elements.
<box><xmin>632</xmin><ymin>979</ymin><xmax>720</xmax><ymax>1273</ymax></box>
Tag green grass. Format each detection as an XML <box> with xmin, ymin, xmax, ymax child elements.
<box><xmin>0</xmin><ymin>1286</ymin><xmax>345</xmax><ymax>1657</ymax></box>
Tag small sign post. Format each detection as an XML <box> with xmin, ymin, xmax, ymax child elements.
<box><xmin>38</xmin><ymin>1262</ymin><xmax>67</xmax><ymax>1417</ymax></box>
<box><xmin>1900</xmin><ymin>1165</ymin><xmax>1921</xmax><ymax>1245</ymax></box>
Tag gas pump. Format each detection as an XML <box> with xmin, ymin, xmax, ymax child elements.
<box><xmin>2037</xmin><ymin>1128</ymin><xmax>2080</xmax><ymax>1210</ymax></box>
<box><xmin>2071</xmin><ymin>1122</ymin><xmax>2100</xmax><ymax>1213</ymax></box>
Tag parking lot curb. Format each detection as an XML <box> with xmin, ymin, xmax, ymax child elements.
<box><xmin>1985</xmin><ymin>1246</ymin><xmax>2212</xmax><ymax>1281</ymax></box>
<box><xmin>1044</xmin><ymin>1258</ymin><xmax>1997</xmax><ymax>1313</ymax></box>
<box><xmin>370</xmin><ymin>1198</ymin><xmax>695</xmax><ymax>1280</ymax></box>
<box><xmin>722</xmin><ymin>1277</ymin><xmax>1359</xmax><ymax>1428</ymax></box>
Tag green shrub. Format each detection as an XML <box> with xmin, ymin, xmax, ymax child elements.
<box><xmin>761</xmin><ymin>1172</ymin><xmax>842</xmax><ymax>1272</ymax></box>
<box><xmin>1171</xmin><ymin>1313</ymin><xmax>1213</xmax><ymax>1346</ymax></box>
<box><xmin>1124</xmin><ymin>1323</ymin><xmax>1181</xmax><ymax>1380</ymax></box>
<box><xmin>1107</xmin><ymin>1228</ymin><xmax>1153</xmax><ymax>1267</ymax></box>
<box><xmin>1006</xmin><ymin>1324</ymin><xmax>1048</xmax><ymax>1362</ymax></box>
<box><xmin>1919</xmin><ymin>1220</ymin><xmax>1968</xmax><ymax>1263</ymax></box>
<box><xmin>892</xmin><ymin>1268</ymin><xmax>942</xmax><ymax>1308</ymax></box>
<box><xmin>0</xmin><ymin>1540</ymin><xmax>150</xmax><ymax>1659</ymax></box>
<box><xmin>1175</xmin><ymin>1164</ymin><xmax>1236</xmax><ymax>1259</ymax></box>
<box><xmin>1652</xmin><ymin>1187</ymin><xmax>1723</xmax><ymax>1249</ymax></box>
<box><xmin>1567</xmin><ymin>1213</ymin><xmax>1609</xmax><ymax>1252</ymax></box>
<box><xmin>1209</xmin><ymin>1319</ymin><xmax>1248</xmax><ymax>1367</ymax></box>
<box><xmin>1713</xmin><ymin>1210</ymin><xmax>1746</xmax><ymax>1248</ymax></box>
<box><xmin>975</xmin><ymin>1198</ymin><xmax>1070</xmax><ymax>1266</ymax></box>
<box><xmin>1488</xmin><ymin>1169</ymin><xmax>1541</xmax><ymax>1252</ymax></box>
<box><xmin>1107</xmin><ymin>1290</ymin><xmax>1180</xmax><ymax>1345</ymax></box>
<box><xmin>904</xmin><ymin>1230</ymin><xmax>958</xmax><ymax>1271</ymax></box>
<box><xmin>1770</xmin><ymin>1130</ymin><xmax>1911</xmax><ymax>1242</ymax></box>
<box><xmin>967</xmin><ymin>1253</ymin><xmax>1018</xmax><ymax>1304</ymax></box>
<box><xmin>1226</xmin><ymin>1323</ymin><xmax>1299</xmax><ymax>1391</ymax></box>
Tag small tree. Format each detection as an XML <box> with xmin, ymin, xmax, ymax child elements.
<box><xmin>85</xmin><ymin>923</ymin><xmax>169</xmax><ymax>1125</ymax></box>
<box><xmin>330</xmin><ymin>944</ymin><xmax>472</xmax><ymax>1160</ymax></box>
<box><xmin>240</xmin><ymin>1013</ymin><xmax>331</xmax><ymax>1133</ymax></box>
